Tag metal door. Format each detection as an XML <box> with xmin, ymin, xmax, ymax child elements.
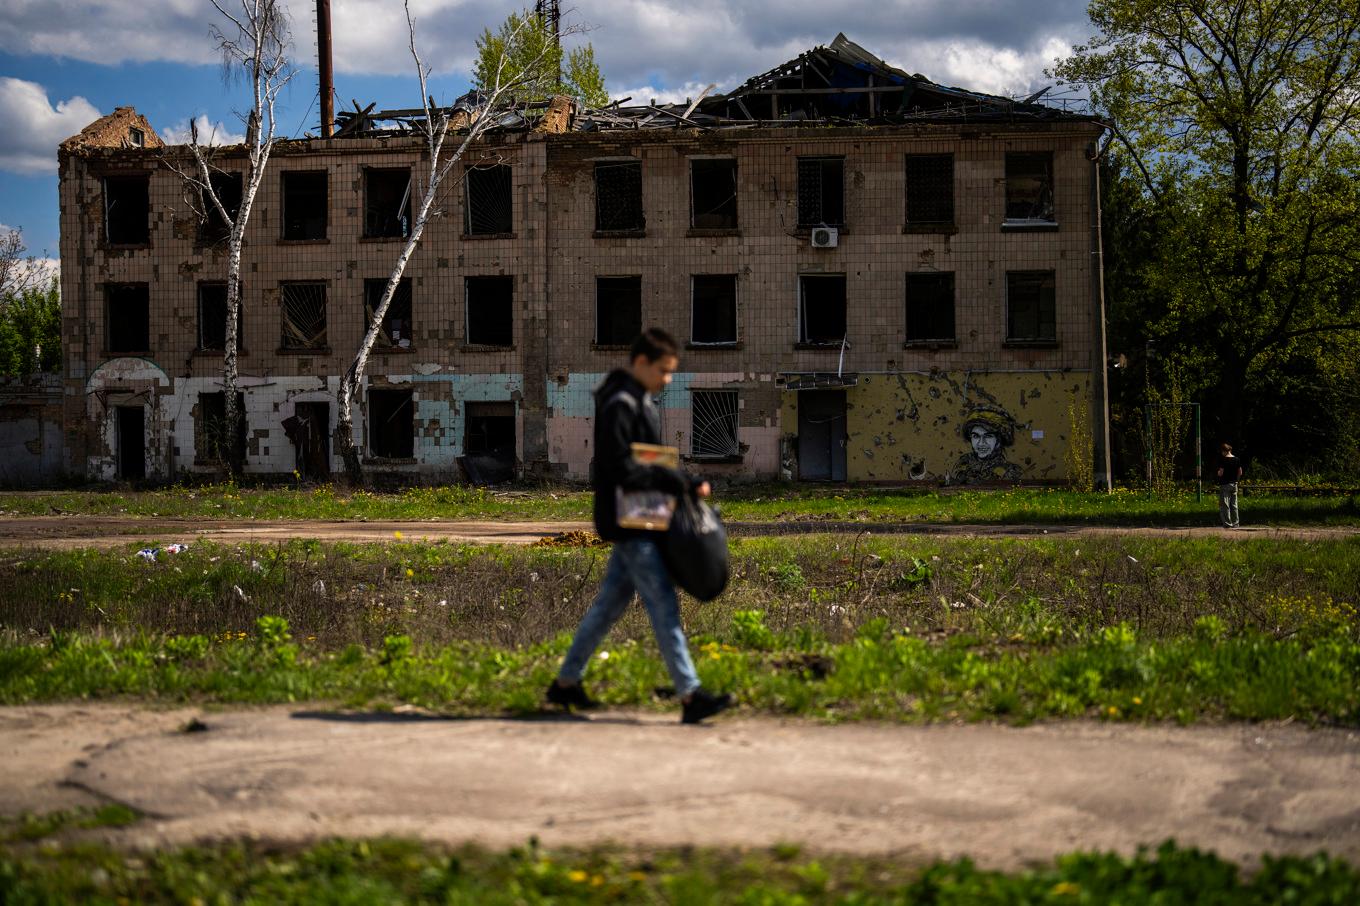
<box><xmin>797</xmin><ymin>389</ymin><xmax>847</xmax><ymax>481</ymax></box>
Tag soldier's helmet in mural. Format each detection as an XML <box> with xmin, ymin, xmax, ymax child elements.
<box><xmin>950</xmin><ymin>406</ymin><xmax>1023</xmax><ymax>484</ymax></box>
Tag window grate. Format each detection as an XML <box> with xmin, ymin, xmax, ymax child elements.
<box><xmin>691</xmin><ymin>390</ymin><xmax>740</xmax><ymax>458</ymax></box>
<box><xmin>905</xmin><ymin>154</ymin><xmax>954</xmax><ymax>224</ymax></box>
<box><xmin>797</xmin><ymin>157</ymin><xmax>844</xmax><ymax>227</ymax></box>
<box><xmin>281</xmin><ymin>282</ymin><xmax>328</xmax><ymax>350</ymax></box>
<box><xmin>595</xmin><ymin>160</ymin><xmax>644</xmax><ymax>232</ymax></box>
<box><xmin>465</xmin><ymin>165</ymin><xmax>513</xmax><ymax>235</ymax></box>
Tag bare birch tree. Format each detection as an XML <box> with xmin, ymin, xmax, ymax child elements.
<box><xmin>334</xmin><ymin>3</ymin><xmax>573</xmax><ymax>483</ymax></box>
<box><xmin>169</xmin><ymin>0</ymin><xmax>292</xmax><ymax>475</ymax></box>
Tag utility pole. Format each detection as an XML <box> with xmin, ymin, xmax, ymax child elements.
<box><xmin>534</xmin><ymin>0</ymin><xmax>562</xmax><ymax>85</ymax></box>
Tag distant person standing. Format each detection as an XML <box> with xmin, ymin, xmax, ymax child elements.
<box><xmin>1216</xmin><ymin>442</ymin><xmax>1244</xmax><ymax>528</ymax></box>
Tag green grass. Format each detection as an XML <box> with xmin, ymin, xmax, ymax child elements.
<box><xmin>2</xmin><ymin>837</ymin><xmax>1357</xmax><ymax>903</ymax></box>
<box><xmin>1</xmin><ymin>482</ymin><xmax>1356</xmax><ymax>526</ymax></box>
<box><xmin>0</xmin><ymin>806</ymin><xmax>140</xmax><ymax>844</ymax></box>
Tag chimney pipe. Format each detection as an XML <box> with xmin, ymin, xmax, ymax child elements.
<box><xmin>317</xmin><ymin>0</ymin><xmax>334</xmax><ymax>138</ymax></box>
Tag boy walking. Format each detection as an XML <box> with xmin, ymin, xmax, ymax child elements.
<box><xmin>546</xmin><ymin>328</ymin><xmax>733</xmax><ymax>724</ymax></box>
<box><xmin>1216</xmin><ymin>442</ymin><xmax>1243</xmax><ymax>528</ymax></box>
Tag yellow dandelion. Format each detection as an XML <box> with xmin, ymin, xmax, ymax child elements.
<box><xmin>628</xmin><ymin>871</ymin><xmax>648</xmax><ymax>882</ymax></box>
<box><xmin>1050</xmin><ymin>881</ymin><xmax>1081</xmax><ymax>896</ymax></box>
<box><xmin>1107</xmin><ymin>705</ymin><xmax>1119</xmax><ymax>716</ymax></box>
<box><xmin>568</xmin><ymin>869</ymin><xmax>588</xmax><ymax>883</ymax></box>
<box><xmin>394</xmin><ymin>531</ymin><xmax>403</xmax><ymax>540</ymax></box>
<box><xmin>590</xmin><ymin>875</ymin><xmax>605</xmax><ymax>887</ymax></box>
<box><xmin>406</xmin><ymin>568</ymin><xmax>414</xmax><ymax>578</ymax></box>
<box><xmin>1132</xmin><ymin>696</ymin><xmax>1143</xmax><ymax>705</ymax></box>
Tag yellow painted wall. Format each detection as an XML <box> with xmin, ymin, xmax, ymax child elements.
<box><xmin>780</xmin><ymin>371</ymin><xmax>1093</xmax><ymax>483</ymax></box>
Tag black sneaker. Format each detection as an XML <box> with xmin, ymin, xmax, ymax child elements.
<box><xmin>546</xmin><ymin>680</ymin><xmax>598</xmax><ymax>710</ymax></box>
<box><xmin>681</xmin><ymin>689</ymin><xmax>734</xmax><ymax>724</ymax></box>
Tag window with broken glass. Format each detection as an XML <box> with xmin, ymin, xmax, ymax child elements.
<box><xmin>363</xmin><ymin>167</ymin><xmax>412</xmax><ymax>238</ymax></box>
<box><xmin>104</xmin><ymin>175</ymin><xmax>150</xmax><ymax>245</ymax></box>
<box><xmin>1006</xmin><ymin>271</ymin><xmax>1057</xmax><ymax>342</ymax></box>
<box><xmin>367</xmin><ymin>388</ymin><xmax>415</xmax><ymax>459</ymax></box>
<box><xmin>364</xmin><ymin>278</ymin><xmax>413</xmax><ymax>348</ymax></box>
<box><xmin>905</xmin><ymin>154</ymin><xmax>954</xmax><ymax>226</ymax></box>
<box><xmin>464</xmin><ymin>401</ymin><xmax>516</xmax><ymax>458</ymax></box>
<box><xmin>281</xmin><ymin>171</ymin><xmax>328</xmax><ymax>240</ymax></box>
<box><xmin>691</xmin><ymin>390</ymin><xmax>740</xmax><ymax>459</ymax></box>
<box><xmin>280</xmin><ymin>281</ymin><xmax>328</xmax><ymax>350</ymax></box>
<box><xmin>106</xmin><ymin>283</ymin><xmax>149</xmax><ymax>353</ymax></box>
<box><xmin>464</xmin><ymin>164</ymin><xmax>513</xmax><ymax>235</ymax></box>
<box><xmin>596</xmin><ymin>276</ymin><xmax>642</xmax><ymax>346</ymax></box>
<box><xmin>691</xmin><ymin>275</ymin><xmax>738</xmax><ymax>345</ymax></box>
<box><xmin>197</xmin><ymin>282</ymin><xmax>242</xmax><ymax>351</ymax></box>
<box><xmin>904</xmin><ymin>273</ymin><xmax>956</xmax><ymax>343</ymax></box>
<box><xmin>199</xmin><ymin>171</ymin><xmax>242</xmax><ymax>246</ymax></box>
<box><xmin>1004</xmin><ymin>152</ymin><xmax>1055</xmax><ymax>224</ymax></box>
<box><xmin>798</xmin><ymin>274</ymin><xmax>847</xmax><ymax>345</ymax></box>
<box><xmin>690</xmin><ymin>159</ymin><xmax>738</xmax><ymax>230</ymax></box>
<box><xmin>797</xmin><ymin>157</ymin><xmax>844</xmax><ymax>227</ymax></box>
<box><xmin>465</xmin><ymin>276</ymin><xmax>514</xmax><ymax>347</ymax></box>
<box><xmin>594</xmin><ymin>160</ymin><xmax>644</xmax><ymax>232</ymax></box>
<box><xmin>196</xmin><ymin>391</ymin><xmax>246</xmax><ymax>465</ymax></box>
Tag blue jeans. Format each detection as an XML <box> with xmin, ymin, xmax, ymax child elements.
<box><xmin>1219</xmin><ymin>483</ymin><xmax>1240</xmax><ymax>527</ymax></box>
<box><xmin>558</xmin><ymin>538</ymin><xmax>701</xmax><ymax>698</ymax></box>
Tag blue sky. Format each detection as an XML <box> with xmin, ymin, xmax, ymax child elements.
<box><xmin>0</xmin><ymin>0</ymin><xmax>1092</xmax><ymax>263</ymax></box>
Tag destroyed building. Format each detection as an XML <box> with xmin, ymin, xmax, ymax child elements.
<box><xmin>57</xmin><ymin>35</ymin><xmax>1112</xmax><ymax>485</ymax></box>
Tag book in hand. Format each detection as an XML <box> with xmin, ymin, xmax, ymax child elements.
<box><xmin>616</xmin><ymin>443</ymin><xmax>680</xmax><ymax>531</ymax></box>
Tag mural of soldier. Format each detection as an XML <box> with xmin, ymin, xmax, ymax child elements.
<box><xmin>949</xmin><ymin>406</ymin><xmax>1022</xmax><ymax>484</ymax></box>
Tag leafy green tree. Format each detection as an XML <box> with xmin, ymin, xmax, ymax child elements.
<box><xmin>473</xmin><ymin>11</ymin><xmax>608</xmax><ymax>107</ymax></box>
<box><xmin>0</xmin><ymin>278</ymin><xmax>61</xmax><ymax>376</ymax></box>
<box><xmin>1057</xmin><ymin>0</ymin><xmax>1360</xmax><ymax>462</ymax></box>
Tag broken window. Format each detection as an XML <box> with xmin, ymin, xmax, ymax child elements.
<box><xmin>798</xmin><ymin>274</ymin><xmax>847</xmax><ymax>345</ymax></box>
<box><xmin>464</xmin><ymin>164</ymin><xmax>513</xmax><ymax>235</ymax></box>
<box><xmin>1006</xmin><ymin>271</ymin><xmax>1057</xmax><ymax>342</ymax></box>
<box><xmin>280</xmin><ymin>281</ymin><xmax>328</xmax><ymax>350</ymax></box>
<box><xmin>104</xmin><ymin>174</ymin><xmax>149</xmax><ymax>245</ymax></box>
<box><xmin>364</xmin><ymin>167</ymin><xmax>412</xmax><ymax>238</ymax></box>
<box><xmin>904</xmin><ymin>273</ymin><xmax>955</xmax><ymax>342</ymax></box>
<box><xmin>465</xmin><ymin>276</ymin><xmax>514</xmax><ymax>346</ymax></box>
<box><xmin>364</xmin><ymin>278</ymin><xmax>413</xmax><ymax>348</ymax></box>
<box><xmin>691</xmin><ymin>275</ymin><xmax>738</xmax><ymax>345</ymax></box>
<box><xmin>797</xmin><ymin>157</ymin><xmax>844</xmax><ymax>227</ymax></box>
<box><xmin>197</xmin><ymin>282</ymin><xmax>242</xmax><ymax>351</ymax></box>
<box><xmin>690</xmin><ymin>159</ymin><xmax>738</xmax><ymax>229</ymax></box>
<box><xmin>282</xmin><ymin>170</ymin><xmax>327</xmax><ymax>240</ymax></box>
<box><xmin>106</xmin><ymin>283</ymin><xmax>149</xmax><ymax>353</ymax></box>
<box><xmin>199</xmin><ymin>170</ymin><xmax>242</xmax><ymax>245</ymax></box>
<box><xmin>905</xmin><ymin>154</ymin><xmax>954</xmax><ymax>225</ymax></box>
<box><xmin>594</xmin><ymin>160</ymin><xmax>644</xmax><ymax>232</ymax></box>
<box><xmin>367</xmin><ymin>388</ymin><xmax>415</xmax><ymax>459</ymax></box>
<box><xmin>596</xmin><ymin>276</ymin><xmax>642</xmax><ymax>346</ymax></box>
<box><xmin>464</xmin><ymin>401</ymin><xmax>516</xmax><ymax>458</ymax></box>
<box><xmin>196</xmin><ymin>391</ymin><xmax>246</xmax><ymax>465</ymax></box>
<box><xmin>1004</xmin><ymin>152</ymin><xmax>1055</xmax><ymax>223</ymax></box>
<box><xmin>128</xmin><ymin>127</ymin><xmax>145</xmax><ymax>148</ymax></box>
<box><xmin>691</xmin><ymin>390</ymin><xmax>740</xmax><ymax>459</ymax></box>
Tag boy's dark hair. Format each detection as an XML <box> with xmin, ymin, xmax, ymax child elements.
<box><xmin>1221</xmin><ymin>441</ymin><xmax>1233</xmax><ymax>453</ymax></box>
<box><xmin>630</xmin><ymin>327</ymin><xmax>679</xmax><ymax>363</ymax></box>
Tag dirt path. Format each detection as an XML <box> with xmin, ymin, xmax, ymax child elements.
<box><xmin>2</xmin><ymin>515</ymin><xmax>1356</xmax><ymax>549</ymax></box>
<box><xmin>3</xmin><ymin>704</ymin><xmax>1358</xmax><ymax>868</ymax></box>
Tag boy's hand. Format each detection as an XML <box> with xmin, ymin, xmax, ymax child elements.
<box><xmin>696</xmin><ymin>482</ymin><xmax>711</xmax><ymax>498</ymax></box>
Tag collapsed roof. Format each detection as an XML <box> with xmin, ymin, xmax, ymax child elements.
<box><xmin>334</xmin><ymin>34</ymin><xmax>1094</xmax><ymax>139</ymax></box>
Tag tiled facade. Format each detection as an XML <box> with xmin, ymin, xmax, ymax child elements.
<box><xmin>59</xmin><ymin>118</ymin><xmax>1110</xmax><ymax>485</ymax></box>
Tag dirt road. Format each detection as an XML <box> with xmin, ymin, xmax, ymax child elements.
<box><xmin>3</xmin><ymin>704</ymin><xmax>1358</xmax><ymax>868</ymax></box>
<box><xmin>2</xmin><ymin>515</ymin><xmax>1356</xmax><ymax>549</ymax></box>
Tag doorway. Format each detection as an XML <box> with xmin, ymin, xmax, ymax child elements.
<box><xmin>116</xmin><ymin>406</ymin><xmax>145</xmax><ymax>480</ymax></box>
<box><xmin>285</xmin><ymin>402</ymin><xmax>331</xmax><ymax>480</ymax></box>
<box><xmin>797</xmin><ymin>389</ymin><xmax>846</xmax><ymax>481</ymax></box>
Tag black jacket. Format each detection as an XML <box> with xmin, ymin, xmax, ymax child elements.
<box><xmin>592</xmin><ymin>369</ymin><xmax>692</xmax><ymax>541</ymax></box>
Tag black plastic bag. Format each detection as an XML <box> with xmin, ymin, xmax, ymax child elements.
<box><xmin>662</xmin><ymin>494</ymin><xmax>729</xmax><ymax>601</ymax></box>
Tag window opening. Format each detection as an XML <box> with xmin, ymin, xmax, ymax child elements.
<box><xmin>691</xmin><ymin>390</ymin><xmax>740</xmax><ymax>458</ymax></box>
<box><xmin>905</xmin><ymin>154</ymin><xmax>954</xmax><ymax>224</ymax></box>
<box><xmin>200</xmin><ymin>171</ymin><xmax>242</xmax><ymax>245</ymax></box>
<box><xmin>596</xmin><ymin>276</ymin><xmax>642</xmax><ymax>346</ymax></box>
<box><xmin>465</xmin><ymin>164</ymin><xmax>513</xmax><ymax>235</ymax></box>
<box><xmin>364</xmin><ymin>167</ymin><xmax>412</xmax><ymax>238</ymax></box>
<box><xmin>104</xmin><ymin>175</ymin><xmax>149</xmax><ymax>245</ymax></box>
<box><xmin>690</xmin><ymin>159</ymin><xmax>738</xmax><ymax>229</ymax></box>
<box><xmin>594</xmin><ymin>160</ymin><xmax>644</xmax><ymax>232</ymax></box>
<box><xmin>798</xmin><ymin>274</ymin><xmax>847</xmax><ymax>345</ymax></box>
<box><xmin>466</xmin><ymin>276</ymin><xmax>514</xmax><ymax>346</ymax></box>
<box><xmin>106</xmin><ymin>283</ymin><xmax>149</xmax><ymax>353</ymax></box>
<box><xmin>691</xmin><ymin>275</ymin><xmax>737</xmax><ymax>345</ymax></box>
<box><xmin>1006</xmin><ymin>271</ymin><xmax>1057</xmax><ymax>341</ymax></box>
<box><xmin>464</xmin><ymin>401</ymin><xmax>516</xmax><ymax>457</ymax></box>
<box><xmin>364</xmin><ymin>278</ymin><xmax>413</xmax><ymax>348</ymax></box>
<box><xmin>368</xmin><ymin>388</ymin><xmax>414</xmax><ymax>458</ymax></box>
<box><xmin>128</xmin><ymin>127</ymin><xmax>145</xmax><ymax>147</ymax></box>
<box><xmin>197</xmin><ymin>282</ymin><xmax>242</xmax><ymax>351</ymax></box>
<box><xmin>196</xmin><ymin>391</ymin><xmax>246</xmax><ymax>465</ymax></box>
<box><xmin>797</xmin><ymin>157</ymin><xmax>844</xmax><ymax>227</ymax></box>
<box><xmin>1005</xmin><ymin>152</ymin><xmax>1055</xmax><ymax>223</ymax></box>
<box><xmin>282</xmin><ymin>170</ymin><xmax>327</xmax><ymax>239</ymax></box>
<box><xmin>280</xmin><ymin>281</ymin><xmax>328</xmax><ymax>350</ymax></box>
<box><xmin>905</xmin><ymin>273</ymin><xmax>955</xmax><ymax>342</ymax></box>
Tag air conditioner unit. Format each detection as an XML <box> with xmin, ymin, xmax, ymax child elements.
<box><xmin>810</xmin><ymin>226</ymin><xmax>839</xmax><ymax>248</ymax></box>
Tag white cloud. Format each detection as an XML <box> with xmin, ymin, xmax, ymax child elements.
<box><xmin>161</xmin><ymin>113</ymin><xmax>247</xmax><ymax>146</ymax></box>
<box><xmin>609</xmin><ymin>82</ymin><xmax>719</xmax><ymax>107</ymax></box>
<box><xmin>0</xmin><ymin>77</ymin><xmax>101</xmax><ymax>175</ymax></box>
